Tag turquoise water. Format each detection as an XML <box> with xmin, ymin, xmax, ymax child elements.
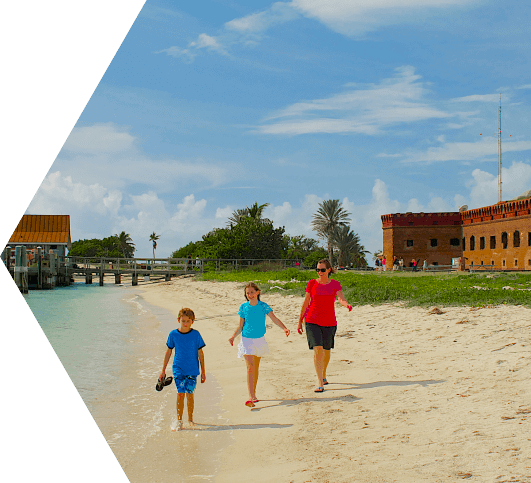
<box><xmin>23</xmin><ymin>282</ymin><xmax>227</xmax><ymax>480</ymax></box>
<box><xmin>23</xmin><ymin>281</ymin><xmax>179</xmax><ymax>464</ymax></box>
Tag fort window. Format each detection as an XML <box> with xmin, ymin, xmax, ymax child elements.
<box><xmin>490</xmin><ymin>236</ymin><xmax>496</xmax><ymax>249</ymax></box>
<box><xmin>491</xmin><ymin>260</ymin><xmax>494</xmax><ymax>266</ymax></box>
<box><xmin>502</xmin><ymin>259</ymin><xmax>506</xmax><ymax>267</ymax></box>
<box><xmin>514</xmin><ymin>231</ymin><xmax>520</xmax><ymax>248</ymax></box>
<box><xmin>480</xmin><ymin>261</ymin><xmax>484</xmax><ymax>265</ymax></box>
<box><xmin>430</xmin><ymin>238</ymin><xmax>438</xmax><ymax>247</ymax></box>
<box><xmin>515</xmin><ymin>259</ymin><xmax>518</xmax><ymax>267</ymax></box>
<box><xmin>470</xmin><ymin>236</ymin><xmax>475</xmax><ymax>250</ymax></box>
<box><xmin>432</xmin><ymin>261</ymin><xmax>438</xmax><ymax>266</ymax></box>
<box><xmin>529</xmin><ymin>232</ymin><xmax>531</xmax><ymax>246</ymax></box>
<box><xmin>406</xmin><ymin>239</ymin><xmax>413</xmax><ymax>247</ymax></box>
<box><xmin>501</xmin><ymin>232</ymin><xmax>508</xmax><ymax>249</ymax></box>
<box><xmin>433</xmin><ymin>221</ymin><xmax>438</xmax><ymax>225</ymax></box>
<box><xmin>450</xmin><ymin>238</ymin><xmax>460</xmax><ymax>247</ymax></box>
<box><xmin>479</xmin><ymin>237</ymin><xmax>485</xmax><ymax>250</ymax></box>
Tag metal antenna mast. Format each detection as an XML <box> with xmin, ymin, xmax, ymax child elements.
<box><xmin>498</xmin><ymin>94</ymin><xmax>502</xmax><ymax>203</ymax></box>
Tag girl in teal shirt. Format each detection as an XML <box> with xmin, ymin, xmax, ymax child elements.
<box><xmin>229</xmin><ymin>282</ymin><xmax>290</xmax><ymax>407</ymax></box>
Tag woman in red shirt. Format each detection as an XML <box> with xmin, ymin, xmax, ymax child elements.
<box><xmin>297</xmin><ymin>259</ymin><xmax>352</xmax><ymax>393</ymax></box>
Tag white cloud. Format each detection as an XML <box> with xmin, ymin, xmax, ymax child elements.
<box><xmin>215</xmin><ymin>206</ymin><xmax>233</xmax><ymax>220</ymax></box>
<box><xmin>62</xmin><ymin>123</ymin><xmax>136</xmax><ymax>154</ymax></box>
<box><xmin>225</xmin><ymin>2</ymin><xmax>298</xmax><ymax>33</ymax></box>
<box><xmin>157</xmin><ymin>46</ymin><xmax>197</xmax><ymax>63</ymax></box>
<box><xmin>257</xmin><ymin>66</ymin><xmax>451</xmax><ymax>136</ymax></box>
<box><xmin>189</xmin><ymin>33</ymin><xmax>227</xmax><ymax>54</ymax></box>
<box><xmin>157</xmin><ymin>33</ymin><xmax>227</xmax><ymax>62</ymax></box>
<box><xmin>27</xmin><ymin>171</ymin><xmax>121</xmax><ymax>216</ymax></box>
<box><xmin>159</xmin><ymin>0</ymin><xmax>479</xmax><ymax>63</ymax></box>
<box><xmin>468</xmin><ymin>161</ymin><xmax>531</xmax><ymax>208</ymax></box>
<box><xmin>403</xmin><ymin>137</ymin><xmax>531</xmax><ymax>164</ymax></box>
<box><xmin>289</xmin><ymin>0</ymin><xmax>474</xmax><ymax>37</ymax></box>
<box><xmin>54</xmin><ymin>123</ymin><xmax>229</xmax><ymax>191</ymax></box>
<box><xmin>451</xmin><ymin>94</ymin><xmax>502</xmax><ymax>103</ymax></box>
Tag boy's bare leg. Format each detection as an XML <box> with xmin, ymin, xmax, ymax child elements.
<box><xmin>173</xmin><ymin>394</ymin><xmax>185</xmax><ymax>431</ymax></box>
<box><xmin>186</xmin><ymin>393</ymin><xmax>196</xmax><ymax>427</ymax></box>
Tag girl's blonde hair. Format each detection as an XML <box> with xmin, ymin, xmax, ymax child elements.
<box><xmin>317</xmin><ymin>259</ymin><xmax>336</xmax><ymax>274</ymax></box>
<box><xmin>244</xmin><ymin>282</ymin><xmax>261</xmax><ymax>301</ymax></box>
<box><xmin>178</xmin><ymin>307</ymin><xmax>195</xmax><ymax>321</ymax></box>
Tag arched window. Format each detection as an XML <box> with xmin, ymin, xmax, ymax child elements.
<box><xmin>470</xmin><ymin>236</ymin><xmax>475</xmax><ymax>251</ymax></box>
<box><xmin>501</xmin><ymin>232</ymin><xmax>508</xmax><ymax>249</ymax></box>
<box><xmin>513</xmin><ymin>231</ymin><xmax>520</xmax><ymax>248</ymax></box>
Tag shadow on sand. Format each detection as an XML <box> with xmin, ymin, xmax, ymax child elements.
<box><xmin>251</xmin><ymin>378</ymin><xmax>445</xmax><ymax>411</ymax></box>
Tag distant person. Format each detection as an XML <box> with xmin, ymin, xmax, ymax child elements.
<box><xmin>412</xmin><ymin>258</ymin><xmax>417</xmax><ymax>272</ymax></box>
<box><xmin>187</xmin><ymin>254</ymin><xmax>192</xmax><ymax>270</ymax></box>
<box><xmin>422</xmin><ymin>259</ymin><xmax>427</xmax><ymax>271</ymax></box>
<box><xmin>375</xmin><ymin>258</ymin><xmax>380</xmax><ymax>271</ymax></box>
<box><xmin>382</xmin><ymin>257</ymin><xmax>386</xmax><ymax>271</ymax></box>
<box><xmin>158</xmin><ymin>308</ymin><xmax>206</xmax><ymax>431</ymax></box>
<box><xmin>399</xmin><ymin>257</ymin><xmax>404</xmax><ymax>270</ymax></box>
<box><xmin>297</xmin><ymin>259</ymin><xmax>352</xmax><ymax>393</ymax></box>
<box><xmin>229</xmin><ymin>282</ymin><xmax>290</xmax><ymax>407</ymax></box>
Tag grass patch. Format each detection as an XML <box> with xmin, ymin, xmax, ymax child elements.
<box><xmin>199</xmin><ymin>269</ymin><xmax>531</xmax><ymax>307</ymax></box>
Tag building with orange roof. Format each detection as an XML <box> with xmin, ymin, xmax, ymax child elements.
<box><xmin>6</xmin><ymin>215</ymin><xmax>72</xmax><ymax>262</ymax></box>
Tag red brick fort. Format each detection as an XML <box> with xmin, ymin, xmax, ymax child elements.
<box><xmin>381</xmin><ymin>197</ymin><xmax>531</xmax><ymax>270</ymax></box>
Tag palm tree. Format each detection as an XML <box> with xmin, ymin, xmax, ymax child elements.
<box><xmin>149</xmin><ymin>232</ymin><xmax>160</xmax><ymax>259</ymax></box>
<box><xmin>331</xmin><ymin>225</ymin><xmax>368</xmax><ymax>267</ymax></box>
<box><xmin>227</xmin><ymin>202</ymin><xmax>270</xmax><ymax>226</ymax></box>
<box><xmin>247</xmin><ymin>202</ymin><xmax>269</xmax><ymax>219</ymax></box>
<box><xmin>116</xmin><ymin>231</ymin><xmax>135</xmax><ymax>259</ymax></box>
<box><xmin>311</xmin><ymin>199</ymin><xmax>351</xmax><ymax>265</ymax></box>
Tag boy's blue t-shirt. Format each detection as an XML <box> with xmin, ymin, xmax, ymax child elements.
<box><xmin>166</xmin><ymin>328</ymin><xmax>205</xmax><ymax>377</ymax></box>
<box><xmin>238</xmin><ymin>301</ymin><xmax>272</xmax><ymax>339</ymax></box>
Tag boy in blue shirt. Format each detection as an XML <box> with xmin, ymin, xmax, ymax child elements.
<box><xmin>159</xmin><ymin>307</ymin><xmax>206</xmax><ymax>431</ymax></box>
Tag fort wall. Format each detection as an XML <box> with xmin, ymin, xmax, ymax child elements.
<box><xmin>381</xmin><ymin>199</ymin><xmax>531</xmax><ymax>270</ymax></box>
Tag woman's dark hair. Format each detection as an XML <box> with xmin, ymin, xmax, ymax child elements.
<box><xmin>317</xmin><ymin>259</ymin><xmax>336</xmax><ymax>274</ymax></box>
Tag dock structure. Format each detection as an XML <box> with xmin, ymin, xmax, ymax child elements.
<box><xmin>1</xmin><ymin>254</ymin><xmax>304</xmax><ymax>292</ymax></box>
<box><xmin>68</xmin><ymin>257</ymin><xmax>191</xmax><ymax>286</ymax></box>
<box><xmin>1</xmin><ymin>254</ymin><xmax>194</xmax><ymax>291</ymax></box>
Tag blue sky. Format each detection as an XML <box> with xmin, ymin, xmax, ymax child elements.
<box><xmin>26</xmin><ymin>0</ymin><xmax>531</xmax><ymax>258</ymax></box>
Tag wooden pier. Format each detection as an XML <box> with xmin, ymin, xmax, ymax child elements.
<box><xmin>2</xmin><ymin>255</ymin><xmax>194</xmax><ymax>292</ymax></box>
<box><xmin>2</xmin><ymin>252</ymin><xmax>304</xmax><ymax>292</ymax></box>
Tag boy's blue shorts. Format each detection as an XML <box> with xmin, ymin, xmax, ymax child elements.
<box><xmin>174</xmin><ymin>375</ymin><xmax>197</xmax><ymax>394</ymax></box>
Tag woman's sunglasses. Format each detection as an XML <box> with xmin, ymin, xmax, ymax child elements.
<box><xmin>316</xmin><ymin>268</ymin><xmax>328</xmax><ymax>273</ymax></box>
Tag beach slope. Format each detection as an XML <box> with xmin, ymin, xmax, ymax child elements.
<box><xmin>129</xmin><ymin>277</ymin><xmax>530</xmax><ymax>482</ymax></box>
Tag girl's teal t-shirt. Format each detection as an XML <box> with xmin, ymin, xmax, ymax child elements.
<box><xmin>238</xmin><ymin>301</ymin><xmax>272</xmax><ymax>338</ymax></box>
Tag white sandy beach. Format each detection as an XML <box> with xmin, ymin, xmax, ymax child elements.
<box><xmin>117</xmin><ymin>277</ymin><xmax>530</xmax><ymax>482</ymax></box>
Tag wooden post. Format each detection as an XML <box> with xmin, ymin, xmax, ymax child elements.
<box><xmin>86</xmin><ymin>273</ymin><xmax>92</xmax><ymax>284</ymax></box>
<box><xmin>37</xmin><ymin>246</ymin><xmax>43</xmax><ymax>289</ymax></box>
<box><xmin>99</xmin><ymin>257</ymin><xmax>104</xmax><ymax>286</ymax></box>
<box><xmin>114</xmin><ymin>273</ymin><xmax>121</xmax><ymax>284</ymax></box>
<box><xmin>48</xmin><ymin>253</ymin><xmax>56</xmax><ymax>288</ymax></box>
<box><xmin>20</xmin><ymin>246</ymin><xmax>28</xmax><ymax>293</ymax></box>
<box><xmin>132</xmin><ymin>273</ymin><xmax>138</xmax><ymax>286</ymax></box>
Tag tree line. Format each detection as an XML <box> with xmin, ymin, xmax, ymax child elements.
<box><xmin>68</xmin><ymin>200</ymin><xmax>369</xmax><ymax>267</ymax></box>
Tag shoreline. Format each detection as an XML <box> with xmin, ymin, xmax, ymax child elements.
<box><xmin>121</xmin><ymin>277</ymin><xmax>531</xmax><ymax>482</ymax></box>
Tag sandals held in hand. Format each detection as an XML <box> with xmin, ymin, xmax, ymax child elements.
<box><xmin>156</xmin><ymin>376</ymin><xmax>173</xmax><ymax>391</ymax></box>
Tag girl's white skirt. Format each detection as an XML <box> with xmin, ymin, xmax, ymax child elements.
<box><xmin>237</xmin><ymin>336</ymin><xmax>270</xmax><ymax>358</ymax></box>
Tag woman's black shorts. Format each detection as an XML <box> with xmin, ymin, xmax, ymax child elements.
<box><xmin>305</xmin><ymin>323</ymin><xmax>337</xmax><ymax>350</ymax></box>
